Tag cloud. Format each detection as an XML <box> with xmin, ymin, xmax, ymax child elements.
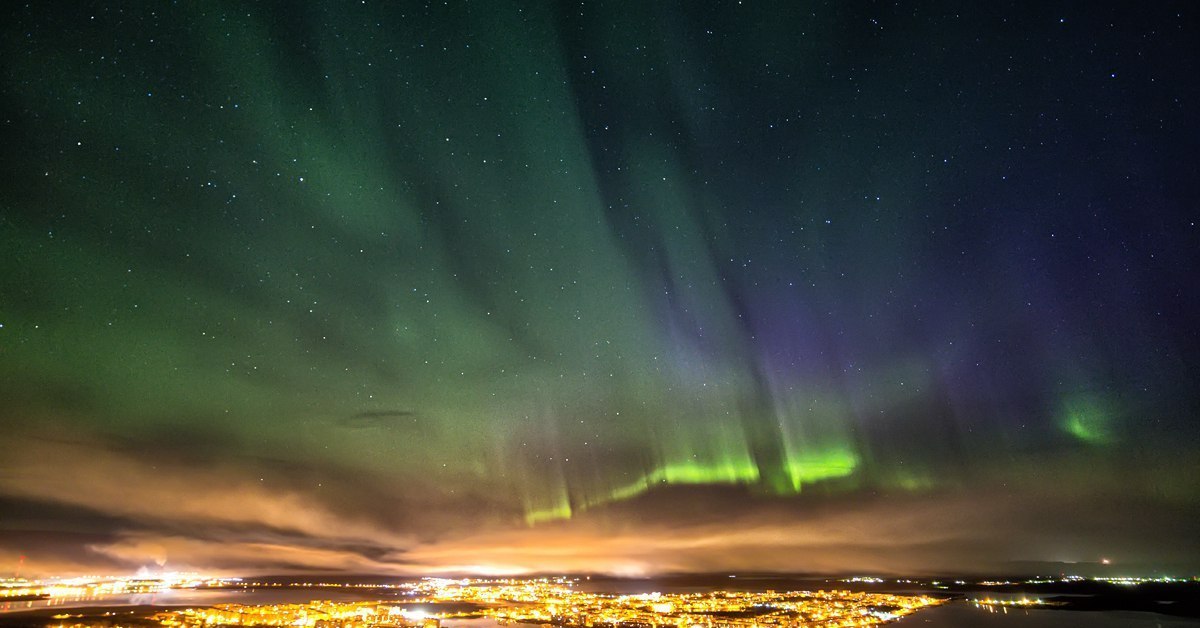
<box><xmin>338</xmin><ymin>410</ymin><xmax>418</xmax><ymax>429</ymax></box>
<box><xmin>395</xmin><ymin>491</ymin><xmax>1013</xmax><ymax>576</ymax></box>
<box><xmin>0</xmin><ymin>434</ymin><xmax>414</xmax><ymax>564</ymax></box>
<box><xmin>86</xmin><ymin>534</ymin><xmax>410</xmax><ymax>575</ymax></box>
<box><xmin>3</xmin><ymin>423</ymin><xmax>1198</xmax><ymax>578</ymax></box>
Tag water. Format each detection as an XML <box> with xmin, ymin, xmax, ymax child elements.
<box><xmin>906</xmin><ymin>600</ymin><xmax>1200</xmax><ymax>627</ymax></box>
<box><xmin>0</xmin><ymin>586</ymin><xmax>403</xmax><ymax>614</ymax></box>
<box><xmin>441</xmin><ymin>620</ymin><xmax>511</xmax><ymax>628</ymax></box>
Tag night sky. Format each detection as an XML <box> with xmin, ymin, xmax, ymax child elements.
<box><xmin>2</xmin><ymin>1</ymin><xmax>1199</xmax><ymax>577</ymax></box>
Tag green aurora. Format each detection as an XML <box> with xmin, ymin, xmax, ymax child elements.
<box><xmin>1</xmin><ymin>1</ymin><xmax>1198</xmax><ymax>575</ymax></box>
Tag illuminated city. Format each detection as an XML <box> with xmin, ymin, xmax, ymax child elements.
<box><xmin>5</xmin><ymin>573</ymin><xmax>1200</xmax><ymax>627</ymax></box>
<box><xmin>6</xmin><ymin>577</ymin><xmax>947</xmax><ymax>627</ymax></box>
<box><xmin>143</xmin><ymin>579</ymin><xmax>943</xmax><ymax>627</ymax></box>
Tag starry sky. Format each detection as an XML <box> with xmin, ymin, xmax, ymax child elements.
<box><xmin>2</xmin><ymin>1</ymin><xmax>1199</xmax><ymax>578</ymax></box>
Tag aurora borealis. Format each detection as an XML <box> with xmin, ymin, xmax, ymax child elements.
<box><xmin>1</xmin><ymin>1</ymin><xmax>1198</xmax><ymax>577</ymax></box>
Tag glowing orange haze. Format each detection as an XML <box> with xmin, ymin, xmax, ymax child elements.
<box><xmin>4</xmin><ymin>432</ymin><xmax>1197</xmax><ymax>577</ymax></box>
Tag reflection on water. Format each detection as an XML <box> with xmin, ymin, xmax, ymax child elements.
<box><xmin>907</xmin><ymin>600</ymin><xmax>1200</xmax><ymax>627</ymax></box>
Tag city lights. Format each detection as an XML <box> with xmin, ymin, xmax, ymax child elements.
<box><xmin>142</xmin><ymin>578</ymin><xmax>946</xmax><ymax>627</ymax></box>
